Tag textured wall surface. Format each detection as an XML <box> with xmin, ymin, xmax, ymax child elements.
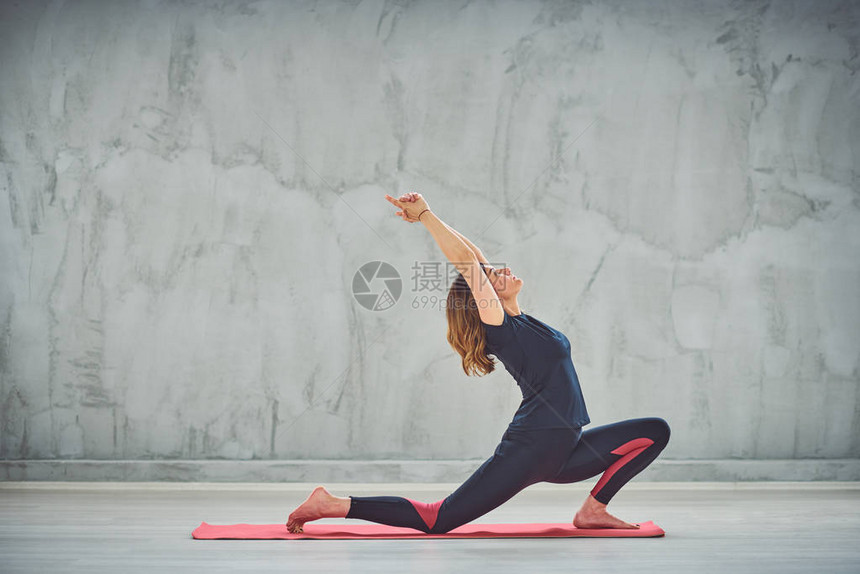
<box><xmin>1</xmin><ymin>0</ymin><xmax>859</xmax><ymax>473</ymax></box>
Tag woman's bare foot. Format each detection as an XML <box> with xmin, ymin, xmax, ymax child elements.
<box><xmin>286</xmin><ymin>485</ymin><xmax>351</xmax><ymax>533</ymax></box>
<box><xmin>573</xmin><ymin>494</ymin><xmax>640</xmax><ymax>529</ymax></box>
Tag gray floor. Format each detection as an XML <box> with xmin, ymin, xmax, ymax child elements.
<box><xmin>1</xmin><ymin>481</ymin><xmax>859</xmax><ymax>574</ymax></box>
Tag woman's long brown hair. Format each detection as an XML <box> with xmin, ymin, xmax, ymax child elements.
<box><xmin>446</xmin><ymin>272</ymin><xmax>496</xmax><ymax>376</ymax></box>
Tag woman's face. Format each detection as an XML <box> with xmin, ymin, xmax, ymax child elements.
<box><xmin>482</xmin><ymin>264</ymin><xmax>523</xmax><ymax>299</ymax></box>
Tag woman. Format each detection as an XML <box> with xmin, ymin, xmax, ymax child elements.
<box><xmin>286</xmin><ymin>192</ymin><xmax>671</xmax><ymax>534</ymax></box>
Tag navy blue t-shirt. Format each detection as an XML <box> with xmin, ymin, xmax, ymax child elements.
<box><xmin>482</xmin><ymin>311</ymin><xmax>590</xmax><ymax>432</ymax></box>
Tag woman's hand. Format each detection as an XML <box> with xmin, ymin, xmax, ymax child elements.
<box><xmin>396</xmin><ymin>192</ymin><xmax>424</xmax><ymax>223</ymax></box>
<box><xmin>384</xmin><ymin>192</ymin><xmax>430</xmax><ymax>223</ymax></box>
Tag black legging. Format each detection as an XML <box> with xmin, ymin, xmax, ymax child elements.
<box><xmin>346</xmin><ymin>417</ymin><xmax>671</xmax><ymax>534</ymax></box>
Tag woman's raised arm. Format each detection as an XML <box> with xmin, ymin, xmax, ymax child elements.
<box><xmin>384</xmin><ymin>193</ymin><xmax>504</xmax><ymax>325</ymax></box>
<box><xmin>384</xmin><ymin>194</ymin><xmax>472</xmax><ymax>265</ymax></box>
<box><xmin>444</xmin><ymin>225</ymin><xmax>490</xmax><ymax>266</ymax></box>
<box><xmin>391</xmin><ymin>192</ymin><xmax>490</xmax><ymax>265</ymax></box>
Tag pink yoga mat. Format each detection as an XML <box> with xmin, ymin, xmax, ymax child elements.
<box><xmin>192</xmin><ymin>521</ymin><xmax>665</xmax><ymax>539</ymax></box>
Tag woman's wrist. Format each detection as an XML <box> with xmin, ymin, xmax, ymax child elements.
<box><xmin>417</xmin><ymin>208</ymin><xmax>431</xmax><ymax>222</ymax></box>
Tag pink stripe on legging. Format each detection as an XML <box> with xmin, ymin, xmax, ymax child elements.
<box><xmin>590</xmin><ymin>437</ymin><xmax>655</xmax><ymax>498</ymax></box>
<box><xmin>406</xmin><ymin>498</ymin><xmax>445</xmax><ymax>530</ymax></box>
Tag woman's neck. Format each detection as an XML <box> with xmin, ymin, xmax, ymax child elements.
<box><xmin>503</xmin><ymin>299</ymin><xmax>522</xmax><ymax>316</ymax></box>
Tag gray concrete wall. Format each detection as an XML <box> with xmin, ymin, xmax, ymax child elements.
<box><xmin>1</xmin><ymin>0</ymin><xmax>858</xmax><ymax>480</ymax></box>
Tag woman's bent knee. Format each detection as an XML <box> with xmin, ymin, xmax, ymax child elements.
<box><xmin>649</xmin><ymin>417</ymin><xmax>671</xmax><ymax>445</ymax></box>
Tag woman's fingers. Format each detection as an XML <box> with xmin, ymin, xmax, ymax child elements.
<box><xmin>384</xmin><ymin>194</ymin><xmax>403</xmax><ymax>208</ymax></box>
<box><xmin>387</xmin><ymin>193</ymin><xmax>424</xmax><ymax>224</ymax></box>
<box><xmin>394</xmin><ymin>210</ymin><xmax>416</xmax><ymax>223</ymax></box>
<box><xmin>393</xmin><ymin>192</ymin><xmax>420</xmax><ymax>204</ymax></box>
